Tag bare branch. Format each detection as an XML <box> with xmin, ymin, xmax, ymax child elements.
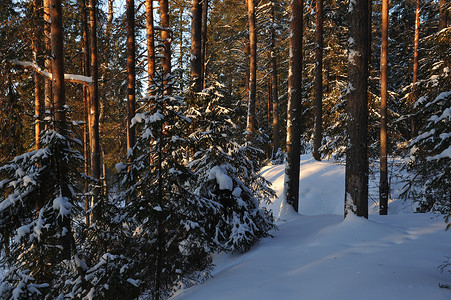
<box><xmin>9</xmin><ymin>59</ymin><xmax>93</xmax><ymax>86</ymax></box>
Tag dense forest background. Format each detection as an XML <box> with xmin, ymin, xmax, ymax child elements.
<box><xmin>0</xmin><ymin>0</ymin><xmax>449</xmax><ymax>299</ymax></box>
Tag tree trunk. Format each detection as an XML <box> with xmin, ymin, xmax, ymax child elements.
<box><xmin>247</xmin><ymin>0</ymin><xmax>257</xmax><ymax>136</ymax></box>
<box><xmin>179</xmin><ymin>7</ymin><xmax>184</xmax><ymax>91</ymax></box>
<box><xmin>270</xmin><ymin>1</ymin><xmax>280</xmax><ymax>158</ymax></box>
<box><xmin>345</xmin><ymin>0</ymin><xmax>370</xmax><ymax>218</ymax></box>
<box><xmin>43</xmin><ymin>0</ymin><xmax>52</xmax><ymax>117</ymax></box>
<box><xmin>89</xmin><ymin>0</ymin><xmax>101</xmax><ymax>221</ymax></box>
<box><xmin>33</xmin><ymin>0</ymin><xmax>43</xmax><ymax>150</ymax></box>
<box><xmin>80</xmin><ymin>0</ymin><xmax>91</xmax><ymax>226</ymax></box>
<box><xmin>312</xmin><ymin>0</ymin><xmax>323</xmax><ymax>161</ymax></box>
<box><xmin>50</xmin><ymin>0</ymin><xmax>72</xmax><ymax>259</ymax></box>
<box><xmin>285</xmin><ymin>0</ymin><xmax>303</xmax><ymax>213</ymax></box>
<box><xmin>146</xmin><ymin>0</ymin><xmax>155</xmax><ymax>88</ymax></box>
<box><xmin>126</xmin><ymin>0</ymin><xmax>136</xmax><ymax>155</ymax></box>
<box><xmin>412</xmin><ymin>0</ymin><xmax>420</xmax><ymax>136</ymax></box>
<box><xmin>379</xmin><ymin>0</ymin><xmax>389</xmax><ymax>215</ymax></box>
<box><xmin>160</xmin><ymin>0</ymin><xmax>171</xmax><ymax>94</ymax></box>
<box><xmin>201</xmin><ymin>0</ymin><xmax>208</xmax><ymax>89</ymax></box>
<box><xmin>439</xmin><ymin>0</ymin><xmax>448</xmax><ymax>30</ymax></box>
<box><xmin>191</xmin><ymin>0</ymin><xmax>202</xmax><ymax>92</ymax></box>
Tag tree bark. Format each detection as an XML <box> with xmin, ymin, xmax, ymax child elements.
<box><xmin>89</xmin><ymin>0</ymin><xmax>101</xmax><ymax>221</ymax></box>
<box><xmin>32</xmin><ymin>0</ymin><xmax>43</xmax><ymax>150</ymax></box>
<box><xmin>345</xmin><ymin>0</ymin><xmax>370</xmax><ymax>218</ymax></box>
<box><xmin>247</xmin><ymin>0</ymin><xmax>257</xmax><ymax>136</ymax></box>
<box><xmin>146</xmin><ymin>0</ymin><xmax>155</xmax><ymax>88</ymax></box>
<box><xmin>379</xmin><ymin>0</ymin><xmax>389</xmax><ymax>215</ymax></box>
<box><xmin>126</xmin><ymin>0</ymin><xmax>136</xmax><ymax>155</ymax></box>
<box><xmin>201</xmin><ymin>0</ymin><xmax>208</xmax><ymax>89</ymax></box>
<box><xmin>50</xmin><ymin>0</ymin><xmax>72</xmax><ymax>259</ymax></box>
<box><xmin>439</xmin><ymin>0</ymin><xmax>448</xmax><ymax>30</ymax></box>
<box><xmin>270</xmin><ymin>1</ymin><xmax>280</xmax><ymax>158</ymax></box>
<box><xmin>412</xmin><ymin>0</ymin><xmax>420</xmax><ymax>136</ymax></box>
<box><xmin>81</xmin><ymin>0</ymin><xmax>91</xmax><ymax>226</ymax></box>
<box><xmin>285</xmin><ymin>0</ymin><xmax>303</xmax><ymax>213</ymax></box>
<box><xmin>312</xmin><ymin>0</ymin><xmax>323</xmax><ymax>161</ymax></box>
<box><xmin>43</xmin><ymin>0</ymin><xmax>52</xmax><ymax>117</ymax></box>
<box><xmin>191</xmin><ymin>0</ymin><xmax>202</xmax><ymax>92</ymax></box>
<box><xmin>160</xmin><ymin>0</ymin><xmax>171</xmax><ymax>94</ymax></box>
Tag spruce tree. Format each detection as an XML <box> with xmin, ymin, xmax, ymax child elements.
<box><xmin>187</xmin><ymin>83</ymin><xmax>275</xmax><ymax>253</ymax></box>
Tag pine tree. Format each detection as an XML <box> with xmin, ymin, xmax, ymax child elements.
<box><xmin>285</xmin><ymin>0</ymin><xmax>303</xmax><ymax>213</ymax></box>
<box><xmin>379</xmin><ymin>0</ymin><xmax>389</xmax><ymax>215</ymax></box>
<box><xmin>344</xmin><ymin>0</ymin><xmax>370</xmax><ymax>218</ymax></box>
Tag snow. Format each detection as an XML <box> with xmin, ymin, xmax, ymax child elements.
<box><xmin>171</xmin><ymin>155</ymin><xmax>451</xmax><ymax>300</ymax></box>
<box><xmin>208</xmin><ymin>166</ymin><xmax>233</xmax><ymax>191</ymax></box>
<box><xmin>427</xmin><ymin>145</ymin><xmax>451</xmax><ymax>161</ymax></box>
<box><xmin>53</xmin><ymin>195</ymin><xmax>72</xmax><ymax>218</ymax></box>
<box><xmin>130</xmin><ymin>113</ymin><xmax>146</xmax><ymax>127</ymax></box>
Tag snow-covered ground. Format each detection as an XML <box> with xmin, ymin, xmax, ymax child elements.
<box><xmin>171</xmin><ymin>155</ymin><xmax>451</xmax><ymax>300</ymax></box>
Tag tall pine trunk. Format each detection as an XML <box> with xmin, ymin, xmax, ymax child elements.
<box><xmin>126</xmin><ymin>0</ymin><xmax>136</xmax><ymax>155</ymax></box>
<box><xmin>89</xmin><ymin>0</ymin><xmax>101</xmax><ymax>220</ymax></box>
<box><xmin>411</xmin><ymin>0</ymin><xmax>420</xmax><ymax>136</ymax></box>
<box><xmin>247</xmin><ymin>0</ymin><xmax>257</xmax><ymax>136</ymax></box>
<box><xmin>191</xmin><ymin>0</ymin><xmax>202</xmax><ymax>92</ymax></box>
<box><xmin>146</xmin><ymin>0</ymin><xmax>155</xmax><ymax>88</ymax></box>
<box><xmin>379</xmin><ymin>0</ymin><xmax>389</xmax><ymax>215</ymax></box>
<box><xmin>43</xmin><ymin>0</ymin><xmax>52</xmax><ymax>117</ymax></box>
<box><xmin>285</xmin><ymin>0</ymin><xmax>303</xmax><ymax>213</ymax></box>
<box><xmin>50</xmin><ymin>0</ymin><xmax>72</xmax><ymax>259</ymax></box>
<box><xmin>81</xmin><ymin>0</ymin><xmax>91</xmax><ymax>226</ymax></box>
<box><xmin>201</xmin><ymin>0</ymin><xmax>208</xmax><ymax>89</ymax></box>
<box><xmin>312</xmin><ymin>0</ymin><xmax>323</xmax><ymax>161</ymax></box>
<box><xmin>160</xmin><ymin>0</ymin><xmax>171</xmax><ymax>94</ymax></box>
<box><xmin>270</xmin><ymin>1</ymin><xmax>280</xmax><ymax>157</ymax></box>
<box><xmin>32</xmin><ymin>0</ymin><xmax>43</xmax><ymax>150</ymax></box>
<box><xmin>345</xmin><ymin>0</ymin><xmax>370</xmax><ymax>218</ymax></box>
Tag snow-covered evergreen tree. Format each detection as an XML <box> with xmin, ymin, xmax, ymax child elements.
<box><xmin>113</xmin><ymin>74</ymin><xmax>218</xmax><ymax>299</ymax></box>
<box><xmin>186</xmin><ymin>83</ymin><xmax>275</xmax><ymax>253</ymax></box>
<box><xmin>405</xmin><ymin>90</ymin><xmax>450</xmax><ymax>213</ymax></box>
<box><xmin>402</xmin><ymin>27</ymin><xmax>450</xmax><ymax>213</ymax></box>
<box><xmin>0</xmin><ymin>120</ymin><xmax>84</xmax><ymax>299</ymax></box>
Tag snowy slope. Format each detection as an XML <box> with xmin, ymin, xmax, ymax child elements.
<box><xmin>171</xmin><ymin>155</ymin><xmax>451</xmax><ymax>300</ymax></box>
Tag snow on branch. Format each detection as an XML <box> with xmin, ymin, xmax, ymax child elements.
<box><xmin>9</xmin><ymin>59</ymin><xmax>93</xmax><ymax>86</ymax></box>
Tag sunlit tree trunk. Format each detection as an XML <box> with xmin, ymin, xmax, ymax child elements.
<box><xmin>32</xmin><ymin>0</ymin><xmax>43</xmax><ymax>150</ymax></box>
<box><xmin>313</xmin><ymin>0</ymin><xmax>323</xmax><ymax>161</ymax></box>
<box><xmin>191</xmin><ymin>0</ymin><xmax>202</xmax><ymax>92</ymax></box>
<box><xmin>201</xmin><ymin>0</ymin><xmax>208</xmax><ymax>89</ymax></box>
<box><xmin>379</xmin><ymin>0</ymin><xmax>389</xmax><ymax>215</ymax></box>
<box><xmin>270</xmin><ymin>1</ymin><xmax>280</xmax><ymax>158</ymax></box>
<box><xmin>146</xmin><ymin>0</ymin><xmax>155</xmax><ymax>88</ymax></box>
<box><xmin>81</xmin><ymin>0</ymin><xmax>91</xmax><ymax>226</ymax></box>
<box><xmin>285</xmin><ymin>0</ymin><xmax>303</xmax><ymax>213</ymax></box>
<box><xmin>127</xmin><ymin>0</ymin><xmax>136</xmax><ymax>154</ymax></box>
<box><xmin>411</xmin><ymin>0</ymin><xmax>420</xmax><ymax>136</ymax></box>
<box><xmin>247</xmin><ymin>0</ymin><xmax>257</xmax><ymax>136</ymax></box>
<box><xmin>89</xmin><ymin>0</ymin><xmax>101</xmax><ymax>220</ymax></box>
<box><xmin>43</xmin><ymin>0</ymin><xmax>52</xmax><ymax>117</ymax></box>
<box><xmin>50</xmin><ymin>0</ymin><xmax>72</xmax><ymax>259</ymax></box>
<box><xmin>344</xmin><ymin>0</ymin><xmax>370</xmax><ymax>218</ymax></box>
<box><xmin>160</xmin><ymin>0</ymin><xmax>171</xmax><ymax>94</ymax></box>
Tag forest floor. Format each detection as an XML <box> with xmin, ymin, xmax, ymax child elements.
<box><xmin>171</xmin><ymin>154</ymin><xmax>451</xmax><ymax>300</ymax></box>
